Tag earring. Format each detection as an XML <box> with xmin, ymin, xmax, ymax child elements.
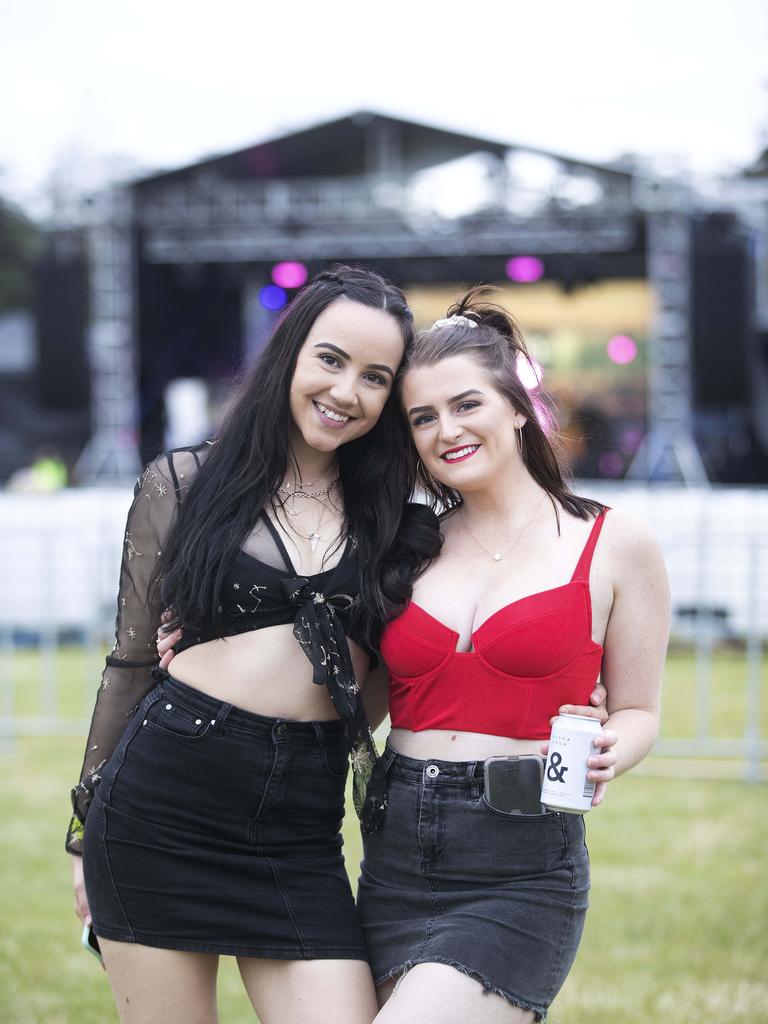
<box><xmin>516</xmin><ymin>425</ymin><xmax>525</xmax><ymax>460</ymax></box>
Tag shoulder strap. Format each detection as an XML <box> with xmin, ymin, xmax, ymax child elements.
<box><xmin>166</xmin><ymin>451</ymin><xmax>184</xmax><ymax>505</ymax></box>
<box><xmin>570</xmin><ymin>509</ymin><xmax>609</xmax><ymax>582</ymax></box>
<box><xmin>164</xmin><ymin>442</ymin><xmax>212</xmax><ymax>504</ymax></box>
<box><xmin>259</xmin><ymin>510</ymin><xmax>297</xmax><ymax>575</ymax></box>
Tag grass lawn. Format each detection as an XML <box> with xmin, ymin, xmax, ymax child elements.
<box><xmin>1</xmin><ymin>649</ymin><xmax>766</xmax><ymax>1023</ymax></box>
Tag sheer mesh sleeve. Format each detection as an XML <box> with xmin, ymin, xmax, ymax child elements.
<box><xmin>66</xmin><ymin>451</ymin><xmax>200</xmax><ymax>853</ymax></box>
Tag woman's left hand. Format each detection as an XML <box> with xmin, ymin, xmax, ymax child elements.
<box><xmin>585</xmin><ymin>729</ymin><xmax>618</xmax><ymax>806</ymax></box>
<box><xmin>540</xmin><ymin>728</ymin><xmax>618</xmax><ymax>807</ymax></box>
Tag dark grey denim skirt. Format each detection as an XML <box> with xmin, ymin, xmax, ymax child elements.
<box><xmin>82</xmin><ymin>675</ymin><xmax>368</xmax><ymax>959</ymax></box>
<box><xmin>356</xmin><ymin>745</ymin><xmax>590</xmax><ymax>1021</ymax></box>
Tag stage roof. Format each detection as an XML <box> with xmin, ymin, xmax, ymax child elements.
<box><xmin>132</xmin><ymin>110</ymin><xmax>634</xmax><ymax>186</ymax></box>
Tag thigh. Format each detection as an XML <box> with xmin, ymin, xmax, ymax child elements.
<box><xmin>374</xmin><ymin>963</ymin><xmax>535</xmax><ymax>1024</ymax></box>
<box><xmin>237</xmin><ymin>957</ymin><xmax>378</xmax><ymax>1024</ymax></box>
<box><xmin>99</xmin><ymin>938</ymin><xmax>219</xmax><ymax>1024</ymax></box>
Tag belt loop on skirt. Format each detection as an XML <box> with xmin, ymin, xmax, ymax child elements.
<box><xmin>312</xmin><ymin>722</ymin><xmax>324</xmax><ymax>746</ymax></box>
<box><xmin>467</xmin><ymin>760</ymin><xmax>480</xmax><ymax>800</ymax></box>
<box><xmin>212</xmin><ymin>702</ymin><xmax>233</xmax><ymax>735</ymax></box>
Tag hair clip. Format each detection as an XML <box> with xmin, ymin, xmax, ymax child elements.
<box><xmin>430</xmin><ymin>313</ymin><xmax>478</xmax><ymax>331</ymax></box>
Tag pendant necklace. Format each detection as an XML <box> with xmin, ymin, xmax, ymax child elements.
<box><xmin>459</xmin><ymin>493</ymin><xmax>546</xmax><ymax>562</ymax></box>
<box><xmin>277</xmin><ymin>491</ymin><xmax>342</xmax><ymax>553</ymax></box>
<box><xmin>277</xmin><ymin>475</ymin><xmax>340</xmax><ymax>550</ymax></box>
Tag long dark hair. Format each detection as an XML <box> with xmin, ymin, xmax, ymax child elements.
<box><xmin>153</xmin><ymin>264</ymin><xmax>427</xmax><ymax>635</ymax></box>
<box><xmin>403</xmin><ymin>286</ymin><xmax>605</xmax><ymax>523</ymax></box>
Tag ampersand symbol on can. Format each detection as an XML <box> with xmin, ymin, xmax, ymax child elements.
<box><xmin>546</xmin><ymin>751</ymin><xmax>568</xmax><ymax>783</ymax></box>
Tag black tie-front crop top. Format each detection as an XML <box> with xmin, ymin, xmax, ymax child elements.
<box><xmin>66</xmin><ymin>444</ymin><xmax>376</xmax><ymax>855</ymax></box>
<box><xmin>175</xmin><ymin>510</ymin><xmax>364</xmax><ymax>662</ymax></box>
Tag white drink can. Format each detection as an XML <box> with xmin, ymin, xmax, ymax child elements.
<box><xmin>540</xmin><ymin>713</ymin><xmax>602</xmax><ymax>813</ymax></box>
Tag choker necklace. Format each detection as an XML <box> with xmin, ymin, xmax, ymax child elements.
<box><xmin>460</xmin><ymin>494</ymin><xmax>546</xmax><ymax>562</ymax></box>
<box><xmin>278</xmin><ymin>474</ymin><xmax>340</xmax><ymax>500</ymax></box>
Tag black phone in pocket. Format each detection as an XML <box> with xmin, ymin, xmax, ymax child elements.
<box><xmin>483</xmin><ymin>755</ymin><xmax>545</xmax><ymax>814</ymax></box>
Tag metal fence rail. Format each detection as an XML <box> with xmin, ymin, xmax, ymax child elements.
<box><xmin>1</xmin><ymin>483</ymin><xmax>766</xmax><ymax>780</ymax></box>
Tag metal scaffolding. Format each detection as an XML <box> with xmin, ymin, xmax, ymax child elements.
<box><xmin>76</xmin><ymin>190</ymin><xmax>142</xmax><ymax>483</ymax></box>
<box><xmin>628</xmin><ymin>181</ymin><xmax>709</xmax><ymax>483</ymax></box>
<box><xmin>78</xmin><ymin>121</ymin><xmax>645</xmax><ymax>482</ymax></box>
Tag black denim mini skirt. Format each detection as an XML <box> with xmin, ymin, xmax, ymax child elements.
<box><xmin>82</xmin><ymin>675</ymin><xmax>368</xmax><ymax>959</ymax></box>
<box><xmin>356</xmin><ymin>745</ymin><xmax>590</xmax><ymax>1021</ymax></box>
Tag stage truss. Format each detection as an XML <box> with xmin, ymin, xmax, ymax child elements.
<box><xmin>80</xmin><ymin>162</ymin><xmax>704</xmax><ymax>485</ymax></box>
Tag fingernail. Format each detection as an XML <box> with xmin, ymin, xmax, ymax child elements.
<box><xmin>85</xmin><ymin>915</ymin><xmax>92</xmax><ymax>926</ymax></box>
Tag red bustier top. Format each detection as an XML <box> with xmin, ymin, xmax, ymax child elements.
<box><xmin>381</xmin><ymin>511</ymin><xmax>607</xmax><ymax>740</ymax></box>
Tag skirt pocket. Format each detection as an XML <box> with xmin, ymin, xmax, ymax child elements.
<box><xmin>142</xmin><ymin>692</ymin><xmax>214</xmax><ymax>740</ymax></box>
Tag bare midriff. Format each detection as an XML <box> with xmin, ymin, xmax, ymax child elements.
<box><xmin>168</xmin><ymin>623</ymin><xmax>371</xmax><ymax>721</ymax></box>
<box><xmin>389</xmin><ymin>728</ymin><xmax>542</xmax><ymax>762</ymax></box>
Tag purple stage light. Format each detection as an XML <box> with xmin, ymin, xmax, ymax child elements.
<box><xmin>272</xmin><ymin>261</ymin><xmax>308</xmax><ymax>289</ymax></box>
<box><xmin>259</xmin><ymin>285</ymin><xmax>288</xmax><ymax>311</ymax></box>
<box><xmin>606</xmin><ymin>334</ymin><xmax>638</xmax><ymax>365</ymax></box>
<box><xmin>506</xmin><ymin>256</ymin><xmax>545</xmax><ymax>283</ymax></box>
<box><xmin>598</xmin><ymin>451</ymin><xmax>624</xmax><ymax>478</ymax></box>
<box><xmin>618</xmin><ymin>428</ymin><xmax>643</xmax><ymax>454</ymax></box>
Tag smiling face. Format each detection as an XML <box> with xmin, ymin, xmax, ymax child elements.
<box><xmin>288</xmin><ymin>296</ymin><xmax>406</xmax><ymax>457</ymax></box>
<box><xmin>402</xmin><ymin>353</ymin><xmax>526</xmax><ymax>492</ymax></box>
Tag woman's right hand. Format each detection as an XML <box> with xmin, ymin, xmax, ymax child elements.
<box><xmin>157</xmin><ymin>608</ymin><xmax>182</xmax><ymax>670</ymax></box>
<box><xmin>71</xmin><ymin>853</ymin><xmax>91</xmax><ymax>926</ymax></box>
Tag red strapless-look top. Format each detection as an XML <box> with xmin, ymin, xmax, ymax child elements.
<box><xmin>381</xmin><ymin>511</ymin><xmax>608</xmax><ymax>740</ymax></box>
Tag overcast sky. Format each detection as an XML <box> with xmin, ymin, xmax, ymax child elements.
<box><xmin>1</xmin><ymin>0</ymin><xmax>767</xmax><ymax>211</ymax></box>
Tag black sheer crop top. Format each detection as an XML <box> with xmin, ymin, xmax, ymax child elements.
<box><xmin>66</xmin><ymin>444</ymin><xmax>378</xmax><ymax>855</ymax></box>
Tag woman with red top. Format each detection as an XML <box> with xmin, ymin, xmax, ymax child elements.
<box><xmin>356</xmin><ymin>289</ymin><xmax>670</xmax><ymax>1023</ymax></box>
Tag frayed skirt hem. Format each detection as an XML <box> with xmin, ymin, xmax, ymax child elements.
<box><xmin>375</xmin><ymin>957</ymin><xmax>548</xmax><ymax>1021</ymax></box>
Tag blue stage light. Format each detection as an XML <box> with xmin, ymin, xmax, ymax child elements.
<box><xmin>259</xmin><ymin>285</ymin><xmax>288</xmax><ymax>310</ymax></box>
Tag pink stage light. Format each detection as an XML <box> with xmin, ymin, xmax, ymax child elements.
<box><xmin>259</xmin><ymin>285</ymin><xmax>288</xmax><ymax>311</ymax></box>
<box><xmin>598</xmin><ymin>451</ymin><xmax>624</xmax><ymax>478</ymax></box>
<box><xmin>618</xmin><ymin>428</ymin><xmax>643</xmax><ymax>454</ymax></box>
<box><xmin>607</xmin><ymin>334</ymin><xmax>638</xmax><ymax>365</ymax></box>
<box><xmin>272</xmin><ymin>261</ymin><xmax>308</xmax><ymax>289</ymax></box>
<box><xmin>506</xmin><ymin>256</ymin><xmax>545</xmax><ymax>283</ymax></box>
<box><xmin>516</xmin><ymin>352</ymin><xmax>543</xmax><ymax>390</ymax></box>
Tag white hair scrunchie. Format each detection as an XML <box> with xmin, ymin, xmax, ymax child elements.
<box><xmin>430</xmin><ymin>313</ymin><xmax>478</xmax><ymax>331</ymax></box>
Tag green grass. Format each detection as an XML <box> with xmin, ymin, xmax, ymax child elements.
<box><xmin>1</xmin><ymin>649</ymin><xmax>766</xmax><ymax>1023</ymax></box>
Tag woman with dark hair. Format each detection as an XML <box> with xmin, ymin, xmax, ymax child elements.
<box><xmin>67</xmin><ymin>265</ymin><xmax>436</xmax><ymax>1024</ymax></box>
<box><xmin>356</xmin><ymin>289</ymin><xmax>670</xmax><ymax>1023</ymax></box>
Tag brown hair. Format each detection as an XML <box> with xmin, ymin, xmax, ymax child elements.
<box><xmin>403</xmin><ymin>286</ymin><xmax>605</xmax><ymax>523</ymax></box>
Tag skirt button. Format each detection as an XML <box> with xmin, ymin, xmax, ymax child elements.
<box><xmin>426</xmin><ymin>764</ymin><xmax>440</xmax><ymax>778</ymax></box>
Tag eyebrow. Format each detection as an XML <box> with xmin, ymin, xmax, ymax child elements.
<box><xmin>407</xmin><ymin>389</ymin><xmax>484</xmax><ymax>416</ymax></box>
<box><xmin>314</xmin><ymin>342</ymin><xmax>395</xmax><ymax>379</ymax></box>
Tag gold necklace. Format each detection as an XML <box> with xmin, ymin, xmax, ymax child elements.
<box><xmin>459</xmin><ymin>494</ymin><xmax>546</xmax><ymax>562</ymax></box>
